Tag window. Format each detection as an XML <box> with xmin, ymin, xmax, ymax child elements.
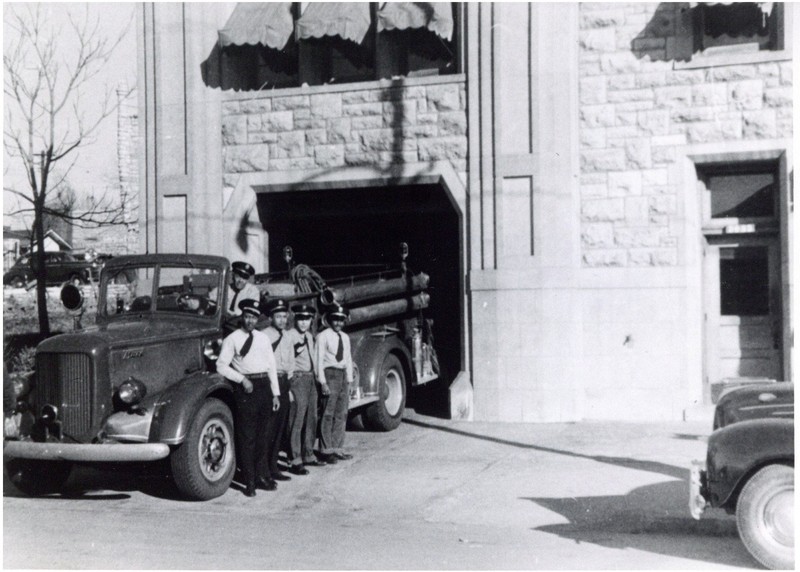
<box><xmin>217</xmin><ymin>2</ymin><xmax>460</xmax><ymax>91</ymax></box>
<box><xmin>700</xmin><ymin>162</ymin><xmax>779</xmax><ymax>227</ymax></box>
<box><xmin>694</xmin><ymin>2</ymin><xmax>784</xmax><ymax>52</ymax></box>
<box><xmin>719</xmin><ymin>247</ymin><xmax>769</xmax><ymax>316</ymax></box>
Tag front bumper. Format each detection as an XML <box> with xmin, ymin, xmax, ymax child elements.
<box><xmin>689</xmin><ymin>460</ymin><xmax>709</xmax><ymax>519</ymax></box>
<box><xmin>4</xmin><ymin>440</ymin><xmax>170</xmax><ymax>462</ymax></box>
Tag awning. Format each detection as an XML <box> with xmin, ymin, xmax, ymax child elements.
<box><xmin>690</xmin><ymin>2</ymin><xmax>774</xmax><ymax>17</ymax></box>
<box><xmin>295</xmin><ymin>2</ymin><xmax>371</xmax><ymax>44</ymax></box>
<box><xmin>218</xmin><ymin>3</ymin><xmax>294</xmax><ymax>50</ymax></box>
<box><xmin>377</xmin><ymin>2</ymin><xmax>454</xmax><ymax>42</ymax></box>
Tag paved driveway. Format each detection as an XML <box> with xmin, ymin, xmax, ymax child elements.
<box><xmin>4</xmin><ymin>413</ymin><xmax>756</xmax><ymax>569</ymax></box>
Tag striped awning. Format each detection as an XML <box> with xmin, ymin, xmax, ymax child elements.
<box><xmin>295</xmin><ymin>2</ymin><xmax>372</xmax><ymax>44</ymax></box>
<box><xmin>690</xmin><ymin>2</ymin><xmax>774</xmax><ymax>16</ymax></box>
<box><xmin>377</xmin><ymin>2</ymin><xmax>454</xmax><ymax>41</ymax></box>
<box><xmin>218</xmin><ymin>3</ymin><xmax>294</xmax><ymax>50</ymax></box>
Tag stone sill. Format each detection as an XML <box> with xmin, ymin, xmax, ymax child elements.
<box><xmin>223</xmin><ymin>74</ymin><xmax>466</xmax><ymax>102</ymax></box>
<box><xmin>674</xmin><ymin>49</ymin><xmax>790</xmax><ymax>70</ymax></box>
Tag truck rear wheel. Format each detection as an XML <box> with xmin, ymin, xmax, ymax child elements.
<box><xmin>363</xmin><ymin>354</ymin><xmax>406</xmax><ymax>431</ymax></box>
<box><xmin>6</xmin><ymin>458</ymin><xmax>72</xmax><ymax>496</ymax></box>
<box><xmin>736</xmin><ymin>464</ymin><xmax>794</xmax><ymax>570</ymax></box>
<box><xmin>170</xmin><ymin>398</ymin><xmax>235</xmax><ymax>500</ymax></box>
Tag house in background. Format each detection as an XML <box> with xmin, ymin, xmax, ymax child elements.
<box><xmin>137</xmin><ymin>2</ymin><xmax>793</xmax><ymax>422</ymax></box>
<box><xmin>3</xmin><ymin>227</ymin><xmax>73</xmax><ymax>271</ymax></box>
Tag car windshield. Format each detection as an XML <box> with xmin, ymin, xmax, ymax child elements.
<box><xmin>101</xmin><ymin>264</ymin><xmax>222</xmax><ymax>318</ymax></box>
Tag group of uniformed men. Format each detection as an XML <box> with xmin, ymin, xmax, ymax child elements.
<box><xmin>216</xmin><ymin>261</ymin><xmax>354</xmax><ymax>497</ymax></box>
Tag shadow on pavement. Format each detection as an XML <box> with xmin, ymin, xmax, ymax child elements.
<box><xmin>524</xmin><ymin>480</ymin><xmax>754</xmax><ymax>569</ymax></box>
<box><xmin>402</xmin><ymin>417</ymin><xmax>685</xmax><ymax>479</ymax></box>
<box><xmin>3</xmin><ymin>461</ymin><xmax>185</xmax><ymax>502</ymax></box>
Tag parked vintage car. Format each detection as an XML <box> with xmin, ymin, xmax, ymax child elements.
<box><xmin>690</xmin><ymin>382</ymin><xmax>794</xmax><ymax>569</ymax></box>
<box><xmin>3</xmin><ymin>251</ymin><xmax>104</xmax><ymax>288</ymax></box>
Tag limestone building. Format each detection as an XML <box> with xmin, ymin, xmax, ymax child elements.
<box><xmin>137</xmin><ymin>3</ymin><xmax>793</xmax><ymax>421</ymax></box>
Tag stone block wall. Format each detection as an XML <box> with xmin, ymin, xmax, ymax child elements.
<box><xmin>579</xmin><ymin>2</ymin><xmax>792</xmax><ymax>268</ymax></box>
<box><xmin>220</xmin><ymin>77</ymin><xmax>467</xmax><ymax>191</ymax></box>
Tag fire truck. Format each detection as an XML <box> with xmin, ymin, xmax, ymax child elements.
<box><xmin>4</xmin><ymin>246</ymin><xmax>439</xmax><ymax>500</ymax></box>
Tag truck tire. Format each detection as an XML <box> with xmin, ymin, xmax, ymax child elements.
<box><xmin>363</xmin><ymin>354</ymin><xmax>406</xmax><ymax>431</ymax></box>
<box><xmin>170</xmin><ymin>398</ymin><xmax>235</xmax><ymax>501</ymax></box>
<box><xmin>6</xmin><ymin>458</ymin><xmax>72</xmax><ymax>496</ymax></box>
<box><xmin>736</xmin><ymin>464</ymin><xmax>794</xmax><ymax>570</ymax></box>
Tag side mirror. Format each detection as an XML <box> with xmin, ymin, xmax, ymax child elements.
<box><xmin>60</xmin><ymin>283</ymin><xmax>84</xmax><ymax>311</ymax></box>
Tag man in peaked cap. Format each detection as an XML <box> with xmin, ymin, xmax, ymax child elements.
<box><xmin>286</xmin><ymin>304</ymin><xmax>324</xmax><ymax>474</ymax></box>
<box><xmin>315</xmin><ymin>302</ymin><xmax>354</xmax><ymax>464</ymax></box>
<box><xmin>221</xmin><ymin>261</ymin><xmax>260</xmax><ymax>329</ymax></box>
<box><xmin>216</xmin><ymin>299</ymin><xmax>280</xmax><ymax>497</ymax></box>
<box><xmin>260</xmin><ymin>298</ymin><xmax>294</xmax><ymax>482</ymax></box>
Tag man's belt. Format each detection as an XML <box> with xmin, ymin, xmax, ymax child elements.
<box><xmin>246</xmin><ymin>373</ymin><xmax>272</xmax><ymax>381</ymax></box>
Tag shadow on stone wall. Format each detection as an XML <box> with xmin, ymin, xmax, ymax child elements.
<box><xmin>631</xmin><ymin>2</ymin><xmax>693</xmax><ymax>63</ymax></box>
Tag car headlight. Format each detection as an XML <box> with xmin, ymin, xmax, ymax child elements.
<box><xmin>117</xmin><ymin>378</ymin><xmax>147</xmax><ymax>406</ymax></box>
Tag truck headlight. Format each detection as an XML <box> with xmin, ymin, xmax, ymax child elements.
<box><xmin>117</xmin><ymin>378</ymin><xmax>147</xmax><ymax>406</ymax></box>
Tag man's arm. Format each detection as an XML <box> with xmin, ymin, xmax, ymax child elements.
<box><xmin>345</xmin><ymin>334</ymin><xmax>354</xmax><ymax>383</ymax></box>
<box><xmin>216</xmin><ymin>336</ymin><xmax>245</xmax><ymax>384</ymax></box>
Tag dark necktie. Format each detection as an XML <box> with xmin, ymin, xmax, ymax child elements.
<box><xmin>335</xmin><ymin>332</ymin><xmax>344</xmax><ymax>361</ymax></box>
<box><xmin>240</xmin><ymin>331</ymin><xmax>254</xmax><ymax>357</ymax></box>
<box><xmin>229</xmin><ymin>287</ymin><xmax>239</xmax><ymax>312</ymax></box>
<box><xmin>272</xmin><ymin>330</ymin><xmax>283</xmax><ymax>351</ymax></box>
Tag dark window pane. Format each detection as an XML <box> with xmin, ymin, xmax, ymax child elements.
<box><xmin>219</xmin><ymin>43</ymin><xmax>298</xmax><ymax>91</ymax></box>
<box><xmin>702</xmin><ymin>3</ymin><xmax>773</xmax><ymax>51</ymax></box>
<box><xmin>709</xmin><ymin>172</ymin><xmax>775</xmax><ymax>218</ymax></box>
<box><xmin>719</xmin><ymin>247</ymin><xmax>769</xmax><ymax>316</ymax></box>
<box><xmin>300</xmin><ymin>36</ymin><xmax>374</xmax><ymax>86</ymax></box>
<box><xmin>376</xmin><ymin>28</ymin><xmax>456</xmax><ymax>80</ymax></box>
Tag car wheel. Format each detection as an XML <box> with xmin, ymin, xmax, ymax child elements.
<box><xmin>6</xmin><ymin>458</ymin><xmax>72</xmax><ymax>496</ymax></box>
<box><xmin>736</xmin><ymin>464</ymin><xmax>794</xmax><ymax>570</ymax></box>
<box><xmin>10</xmin><ymin>276</ymin><xmax>25</xmax><ymax>289</ymax></box>
<box><xmin>363</xmin><ymin>354</ymin><xmax>406</xmax><ymax>432</ymax></box>
<box><xmin>170</xmin><ymin>398</ymin><xmax>235</xmax><ymax>500</ymax></box>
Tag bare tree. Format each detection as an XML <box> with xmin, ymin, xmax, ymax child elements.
<box><xmin>4</xmin><ymin>4</ymin><xmax>132</xmax><ymax>334</ymax></box>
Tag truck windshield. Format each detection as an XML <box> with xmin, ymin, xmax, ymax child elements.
<box><xmin>102</xmin><ymin>265</ymin><xmax>222</xmax><ymax>317</ymax></box>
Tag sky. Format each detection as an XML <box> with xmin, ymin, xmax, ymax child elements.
<box><xmin>3</xmin><ymin>2</ymin><xmax>137</xmax><ymax>229</ymax></box>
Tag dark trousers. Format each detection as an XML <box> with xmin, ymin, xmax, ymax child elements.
<box><xmin>319</xmin><ymin>368</ymin><xmax>349</xmax><ymax>455</ymax></box>
<box><xmin>233</xmin><ymin>377</ymin><xmax>273</xmax><ymax>488</ymax></box>
<box><xmin>289</xmin><ymin>372</ymin><xmax>318</xmax><ymax>465</ymax></box>
<box><xmin>264</xmin><ymin>373</ymin><xmax>291</xmax><ymax>476</ymax></box>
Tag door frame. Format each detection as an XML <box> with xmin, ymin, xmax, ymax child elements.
<box><xmin>683</xmin><ymin>142</ymin><xmax>792</xmax><ymax>404</ymax></box>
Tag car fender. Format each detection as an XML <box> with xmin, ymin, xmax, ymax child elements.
<box><xmin>352</xmin><ymin>335</ymin><xmax>412</xmax><ymax>395</ymax></box>
<box><xmin>147</xmin><ymin>371</ymin><xmax>234</xmax><ymax>445</ymax></box>
<box><xmin>705</xmin><ymin>418</ymin><xmax>794</xmax><ymax>509</ymax></box>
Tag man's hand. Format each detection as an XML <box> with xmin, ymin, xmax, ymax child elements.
<box><xmin>320</xmin><ymin>382</ymin><xmax>330</xmax><ymax>397</ymax></box>
<box><xmin>242</xmin><ymin>378</ymin><xmax>254</xmax><ymax>394</ymax></box>
<box><xmin>272</xmin><ymin>395</ymin><xmax>280</xmax><ymax>411</ymax></box>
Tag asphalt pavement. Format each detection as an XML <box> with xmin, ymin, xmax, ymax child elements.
<box><xmin>3</xmin><ymin>410</ymin><xmax>758</xmax><ymax>569</ymax></box>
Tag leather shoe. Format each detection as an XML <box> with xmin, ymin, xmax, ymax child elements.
<box><xmin>334</xmin><ymin>452</ymin><xmax>353</xmax><ymax>460</ymax></box>
<box><xmin>288</xmin><ymin>465</ymin><xmax>309</xmax><ymax>476</ymax></box>
<box><xmin>321</xmin><ymin>453</ymin><xmax>338</xmax><ymax>464</ymax></box>
<box><xmin>256</xmin><ymin>477</ymin><xmax>277</xmax><ymax>491</ymax></box>
<box><xmin>243</xmin><ymin>485</ymin><xmax>256</xmax><ymax>497</ymax></box>
<box><xmin>272</xmin><ymin>472</ymin><xmax>291</xmax><ymax>481</ymax></box>
<box><xmin>305</xmin><ymin>459</ymin><xmax>326</xmax><ymax>467</ymax></box>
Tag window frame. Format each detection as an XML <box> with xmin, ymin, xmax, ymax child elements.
<box><xmin>676</xmin><ymin>2</ymin><xmax>791</xmax><ymax>69</ymax></box>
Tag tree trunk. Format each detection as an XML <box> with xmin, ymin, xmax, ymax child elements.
<box><xmin>33</xmin><ymin>198</ymin><xmax>50</xmax><ymax>336</ymax></box>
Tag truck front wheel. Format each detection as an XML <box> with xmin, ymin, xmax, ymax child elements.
<box><xmin>6</xmin><ymin>458</ymin><xmax>72</xmax><ymax>496</ymax></box>
<box><xmin>363</xmin><ymin>354</ymin><xmax>406</xmax><ymax>431</ymax></box>
<box><xmin>736</xmin><ymin>464</ymin><xmax>794</xmax><ymax>570</ymax></box>
<box><xmin>170</xmin><ymin>398</ymin><xmax>235</xmax><ymax>500</ymax></box>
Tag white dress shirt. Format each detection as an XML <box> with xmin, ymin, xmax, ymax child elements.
<box><xmin>315</xmin><ymin>328</ymin><xmax>353</xmax><ymax>384</ymax></box>
<box><xmin>217</xmin><ymin>328</ymin><xmax>280</xmax><ymax>396</ymax></box>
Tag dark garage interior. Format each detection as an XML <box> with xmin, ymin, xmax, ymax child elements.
<box><xmin>256</xmin><ymin>183</ymin><xmax>462</xmax><ymax>418</ymax></box>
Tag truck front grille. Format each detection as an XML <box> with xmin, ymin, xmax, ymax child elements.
<box><xmin>36</xmin><ymin>352</ymin><xmax>93</xmax><ymax>438</ymax></box>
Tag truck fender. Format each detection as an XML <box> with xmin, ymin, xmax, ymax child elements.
<box><xmin>147</xmin><ymin>372</ymin><xmax>234</xmax><ymax>445</ymax></box>
<box><xmin>352</xmin><ymin>336</ymin><xmax>413</xmax><ymax>396</ymax></box>
<box><xmin>706</xmin><ymin>418</ymin><xmax>794</xmax><ymax>509</ymax></box>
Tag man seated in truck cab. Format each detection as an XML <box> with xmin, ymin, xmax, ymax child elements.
<box><xmin>210</xmin><ymin>261</ymin><xmax>259</xmax><ymax>332</ymax></box>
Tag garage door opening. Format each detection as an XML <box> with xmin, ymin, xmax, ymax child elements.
<box><xmin>256</xmin><ymin>183</ymin><xmax>462</xmax><ymax>418</ymax></box>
